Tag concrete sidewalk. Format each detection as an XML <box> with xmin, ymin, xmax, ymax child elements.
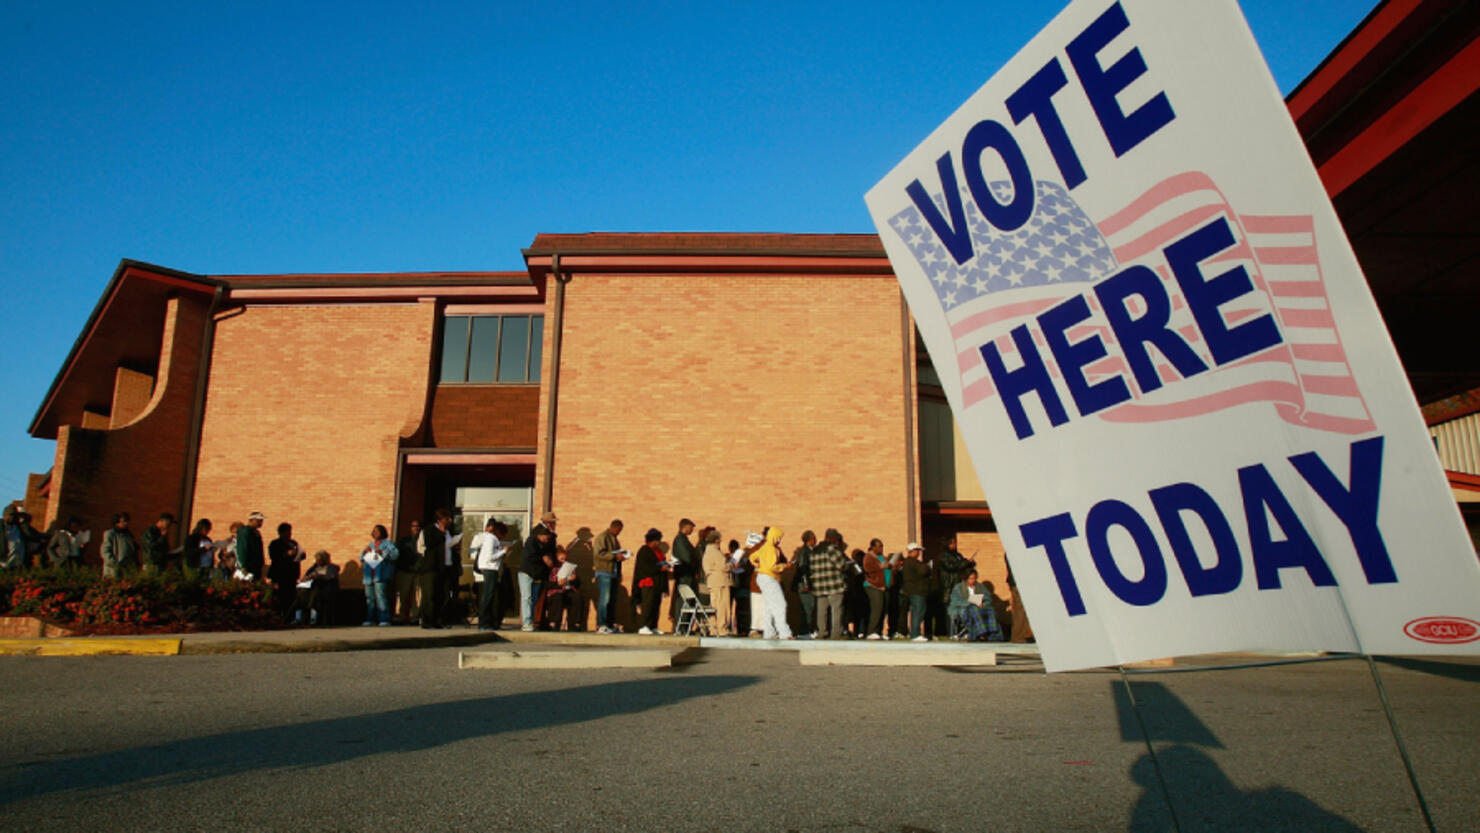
<box><xmin>0</xmin><ymin>622</ymin><xmax>1036</xmax><ymax>659</ymax></box>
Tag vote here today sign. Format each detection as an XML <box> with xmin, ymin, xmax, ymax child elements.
<box><xmin>866</xmin><ymin>0</ymin><xmax>1480</xmax><ymax>671</ymax></box>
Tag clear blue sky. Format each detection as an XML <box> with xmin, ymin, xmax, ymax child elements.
<box><xmin>0</xmin><ymin>0</ymin><xmax>1375</xmax><ymax>501</ymax></box>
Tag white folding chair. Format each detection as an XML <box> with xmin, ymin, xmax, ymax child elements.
<box><xmin>676</xmin><ymin>584</ymin><xmax>717</xmax><ymax>636</ymax></box>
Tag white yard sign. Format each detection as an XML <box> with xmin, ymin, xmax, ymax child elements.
<box><xmin>866</xmin><ymin>0</ymin><xmax>1480</xmax><ymax>671</ymax></box>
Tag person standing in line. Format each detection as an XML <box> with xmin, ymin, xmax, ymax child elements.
<box><xmin>268</xmin><ymin>522</ymin><xmax>304</xmax><ymax>619</ymax></box>
<box><xmin>699</xmin><ymin>528</ymin><xmax>731</xmax><ymax>636</ymax></box>
<box><xmin>632</xmin><ymin>528</ymin><xmax>671</xmax><ymax>634</ymax></box>
<box><xmin>750</xmin><ymin>527</ymin><xmax>793</xmax><ymax>640</ymax></box>
<box><xmin>727</xmin><ymin>539</ymin><xmax>750</xmax><ymax>635</ymax></box>
<box><xmin>862</xmin><ymin>539</ymin><xmax>888</xmax><ymax>640</ymax></box>
<box><xmin>520</xmin><ymin>516</ymin><xmax>556</xmax><ymax>632</ymax></box>
<box><xmin>810</xmin><ymin>529</ymin><xmax>849</xmax><ymax>639</ymax></box>
<box><xmin>1</xmin><ymin>508</ymin><xmax>28</xmax><ymax>570</ymax></box>
<box><xmin>791</xmin><ymin>530</ymin><xmax>818</xmax><ymax>639</ymax></box>
<box><xmin>46</xmin><ymin>517</ymin><xmax>86</xmax><ymax>570</ymax></box>
<box><xmin>235</xmin><ymin>511</ymin><xmax>266</xmax><ymax>581</ymax></box>
<box><xmin>667</xmin><ymin>518</ymin><xmax>698</xmax><ymax>630</ymax></box>
<box><xmin>846</xmin><ymin>548</ymin><xmax>869</xmax><ymax>637</ymax></box>
<box><xmin>360</xmin><ymin>524</ymin><xmax>399</xmax><ymax>627</ymax></box>
<box><xmin>182</xmin><ymin>518</ymin><xmax>215</xmax><ymax>579</ymax></box>
<box><xmin>471</xmin><ymin>519</ymin><xmax>508</xmax><ymax>631</ymax></box>
<box><xmin>101</xmin><ymin>512</ymin><xmax>139</xmax><ymax>578</ymax></box>
<box><xmin>394</xmin><ymin>519</ymin><xmax>424</xmax><ymax>625</ymax></box>
<box><xmin>592</xmin><ymin>519</ymin><xmax>625</xmax><ymax>634</ymax></box>
<box><xmin>419</xmin><ymin>509</ymin><xmax>457</xmax><ymax>629</ymax></box>
<box><xmin>902</xmin><ymin>543</ymin><xmax>932</xmax><ymax>642</ymax></box>
<box><xmin>140</xmin><ymin>513</ymin><xmax>175</xmax><ymax>575</ymax></box>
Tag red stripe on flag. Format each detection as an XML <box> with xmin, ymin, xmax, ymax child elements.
<box><xmin>1253</xmin><ymin>246</ymin><xmax>1318</xmax><ymax>265</ymax></box>
<box><xmin>1268</xmin><ymin>280</ymin><xmax>1327</xmax><ymax>298</ymax></box>
<box><xmin>1111</xmin><ymin>204</ymin><xmax>1224</xmax><ymax>264</ymax></box>
<box><xmin>1240</xmin><ymin>215</ymin><xmax>1313</xmax><ymax>234</ymax></box>
<box><xmin>1291</xmin><ymin>343</ymin><xmax>1346</xmax><ymax>362</ymax></box>
<box><xmin>1301</xmin><ymin>374</ymin><xmax>1363</xmax><ymax>397</ymax></box>
<box><xmin>1273</xmin><ymin>403</ymin><xmax>1374</xmax><ymax>435</ymax></box>
<box><xmin>1097</xmin><ymin>172</ymin><xmax>1219</xmax><ymax>236</ymax></box>
<box><xmin>1281</xmin><ymin>307</ymin><xmax>1336</xmax><ymax>328</ymax></box>
<box><xmin>1099</xmin><ymin>381</ymin><xmax>1304</xmax><ymax>423</ymax></box>
<box><xmin>949</xmin><ymin>297</ymin><xmax>1060</xmax><ymax>339</ymax></box>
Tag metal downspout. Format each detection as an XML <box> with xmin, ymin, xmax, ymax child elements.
<box><xmin>178</xmin><ymin>285</ymin><xmax>225</xmax><ymax>533</ymax></box>
<box><xmin>540</xmin><ymin>254</ymin><xmax>571</xmax><ymax>513</ymax></box>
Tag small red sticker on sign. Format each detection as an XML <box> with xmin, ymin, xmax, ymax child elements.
<box><xmin>1403</xmin><ymin>617</ymin><xmax>1480</xmax><ymax>644</ymax></box>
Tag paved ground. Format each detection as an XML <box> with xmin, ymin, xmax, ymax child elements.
<box><xmin>0</xmin><ymin>647</ymin><xmax>1475</xmax><ymax>832</ymax></box>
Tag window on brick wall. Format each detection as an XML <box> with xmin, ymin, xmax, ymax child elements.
<box><xmin>440</xmin><ymin>315</ymin><xmax>544</xmax><ymax>384</ymax></box>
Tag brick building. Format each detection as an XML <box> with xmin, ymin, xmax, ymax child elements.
<box><xmin>25</xmin><ymin>234</ymin><xmax>1012</xmax><ymax>630</ymax></box>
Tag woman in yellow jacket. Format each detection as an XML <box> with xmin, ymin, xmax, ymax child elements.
<box><xmin>749</xmin><ymin>526</ymin><xmax>793</xmax><ymax>640</ymax></box>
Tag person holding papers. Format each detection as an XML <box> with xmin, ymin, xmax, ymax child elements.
<box><xmin>360</xmin><ymin>524</ymin><xmax>399</xmax><ymax>627</ymax></box>
<box><xmin>471</xmin><ymin>519</ymin><xmax>508</xmax><ymax>631</ymax></box>
<box><xmin>632</xmin><ymin>528</ymin><xmax>670</xmax><ymax>635</ymax></box>
<box><xmin>901</xmin><ymin>544</ymin><xmax>931</xmax><ymax>642</ymax></box>
<box><xmin>520</xmin><ymin>518</ymin><xmax>556</xmax><ymax>632</ymax></box>
<box><xmin>544</xmin><ymin>545</ymin><xmax>581</xmax><ymax>630</ymax></box>
<box><xmin>592</xmin><ymin>519</ymin><xmax>626</xmax><ymax>634</ymax></box>
<box><xmin>294</xmin><ymin>550</ymin><xmax>340</xmax><ymax>626</ymax></box>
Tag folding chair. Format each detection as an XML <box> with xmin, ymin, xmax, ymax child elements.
<box><xmin>675</xmin><ymin>584</ymin><xmax>717</xmax><ymax>636</ymax></box>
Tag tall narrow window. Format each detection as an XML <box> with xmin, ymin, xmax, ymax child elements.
<box><xmin>440</xmin><ymin>317</ymin><xmax>470</xmax><ymax>383</ymax></box>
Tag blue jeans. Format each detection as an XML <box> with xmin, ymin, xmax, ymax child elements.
<box><xmin>365</xmin><ymin>581</ymin><xmax>391</xmax><ymax>624</ymax></box>
<box><xmin>518</xmin><ymin>572</ymin><xmax>542</xmax><ymax>626</ymax></box>
<box><xmin>909</xmin><ymin>594</ymin><xmax>928</xmax><ymax>638</ymax></box>
<box><xmin>595</xmin><ymin>572</ymin><xmax>616</xmax><ymax>628</ymax></box>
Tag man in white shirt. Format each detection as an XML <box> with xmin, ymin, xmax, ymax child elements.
<box><xmin>472</xmin><ymin>520</ymin><xmax>508</xmax><ymax>630</ymax></box>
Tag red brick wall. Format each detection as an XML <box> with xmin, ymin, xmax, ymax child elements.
<box><xmin>191</xmin><ymin>301</ymin><xmax>435</xmax><ymax>582</ymax></box>
<box><xmin>536</xmin><ymin>272</ymin><xmax>916</xmax><ymax>630</ymax></box>
<box><xmin>427</xmin><ymin>385</ymin><xmax>539</xmax><ymax>448</ymax></box>
<box><xmin>46</xmin><ymin>296</ymin><xmax>209</xmax><ymax>562</ymax></box>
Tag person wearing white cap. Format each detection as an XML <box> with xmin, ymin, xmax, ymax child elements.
<box><xmin>235</xmin><ymin>512</ymin><xmax>266</xmax><ymax>581</ymax></box>
<box><xmin>901</xmin><ymin>543</ymin><xmax>931</xmax><ymax>642</ymax></box>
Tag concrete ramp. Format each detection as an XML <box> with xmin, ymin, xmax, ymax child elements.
<box><xmin>458</xmin><ymin>648</ymin><xmax>674</xmax><ymax>669</ymax></box>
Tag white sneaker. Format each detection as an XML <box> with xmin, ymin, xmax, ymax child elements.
<box><xmin>521</xmin><ymin>624</ymin><xmax>534</xmax><ymax>632</ymax></box>
<box><xmin>866</xmin><ymin>633</ymin><xmax>882</xmax><ymax>641</ymax></box>
<box><xmin>597</xmin><ymin>626</ymin><xmax>612</xmax><ymax>634</ymax></box>
<box><xmin>638</xmin><ymin>627</ymin><xmax>655</xmax><ymax>635</ymax></box>
<box><xmin>911</xmin><ymin>636</ymin><xmax>928</xmax><ymax>642</ymax></box>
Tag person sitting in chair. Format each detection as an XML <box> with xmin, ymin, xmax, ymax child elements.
<box><xmin>294</xmin><ymin>550</ymin><xmax>340</xmax><ymax>626</ymax></box>
<box><xmin>948</xmin><ymin>570</ymin><xmax>1003</xmax><ymax>642</ymax></box>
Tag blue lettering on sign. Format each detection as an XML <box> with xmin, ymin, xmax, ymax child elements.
<box><xmin>903</xmin><ymin>0</ymin><xmax>1175</xmax><ymax>263</ymax></box>
<box><xmin>1017</xmin><ymin>437</ymin><xmax>1389</xmax><ymax>617</ymax></box>
<box><xmin>981</xmin><ymin>216</ymin><xmax>1283</xmax><ymax>440</ymax></box>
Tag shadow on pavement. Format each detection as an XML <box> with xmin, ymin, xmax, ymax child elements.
<box><xmin>1115</xmin><ymin>680</ymin><xmax>1367</xmax><ymax>832</ymax></box>
<box><xmin>0</xmin><ymin>674</ymin><xmax>758</xmax><ymax>804</ymax></box>
<box><xmin>1376</xmin><ymin>655</ymin><xmax>1480</xmax><ymax>684</ymax></box>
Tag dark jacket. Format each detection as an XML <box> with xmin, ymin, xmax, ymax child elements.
<box><xmin>902</xmin><ymin>557</ymin><xmax>932</xmax><ymax>597</ymax></box>
<box><xmin>268</xmin><ymin>537</ymin><xmax>301</xmax><ymax>584</ymax></box>
<box><xmin>397</xmin><ymin>532</ymin><xmax>426</xmax><ymax>573</ymax></box>
<box><xmin>141</xmin><ymin>526</ymin><xmax>171</xmax><ymax>569</ymax></box>
<box><xmin>671</xmin><ymin>532</ymin><xmax>697</xmax><ymax>585</ymax></box>
<box><xmin>938</xmin><ymin>547</ymin><xmax>974</xmax><ymax>599</ymax></box>
<box><xmin>235</xmin><ymin>525</ymin><xmax>265</xmax><ymax>578</ymax></box>
<box><xmin>633</xmin><ymin>544</ymin><xmax>663</xmax><ymax>589</ymax></box>
<box><xmin>422</xmin><ymin>526</ymin><xmax>453</xmax><ymax>574</ymax></box>
<box><xmin>522</xmin><ymin>524</ymin><xmax>554</xmax><ymax>578</ymax></box>
<box><xmin>791</xmin><ymin>544</ymin><xmax>814</xmax><ymax>593</ymax></box>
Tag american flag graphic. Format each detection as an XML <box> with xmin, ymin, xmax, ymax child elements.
<box><xmin>889</xmin><ymin>173</ymin><xmax>1375</xmax><ymax>434</ymax></box>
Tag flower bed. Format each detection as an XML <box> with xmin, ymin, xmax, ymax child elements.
<box><xmin>0</xmin><ymin>568</ymin><xmax>283</xmax><ymax>634</ymax></box>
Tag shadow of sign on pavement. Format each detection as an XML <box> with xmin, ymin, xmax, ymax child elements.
<box><xmin>0</xmin><ymin>674</ymin><xmax>759</xmax><ymax>804</ymax></box>
<box><xmin>1114</xmin><ymin>680</ymin><xmax>1366</xmax><ymax>832</ymax></box>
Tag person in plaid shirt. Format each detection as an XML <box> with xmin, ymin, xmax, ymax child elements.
<box><xmin>810</xmin><ymin>528</ymin><xmax>850</xmax><ymax>639</ymax></box>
